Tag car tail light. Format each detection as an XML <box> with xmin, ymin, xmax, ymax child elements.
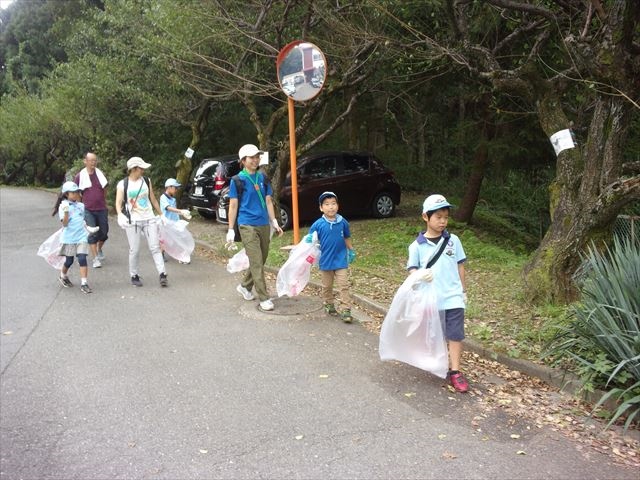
<box><xmin>214</xmin><ymin>174</ymin><xmax>226</xmax><ymax>192</ymax></box>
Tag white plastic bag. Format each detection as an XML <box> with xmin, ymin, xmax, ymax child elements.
<box><xmin>379</xmin><ymin>270</ymin><xmax>449</xmax><ymax>378</ymax></box>
<box><xmin>276</xmin><ymin>233</ymin><xmax>321</xmax><ymax>297</ymax></box>
<box><xmin>227</xmin><ymin>248</ymin><xmax>250</xmax><ymax>273</ymax></box>
<box><xmin>37</xmin><ymin>228</ymin><xmax>65</xmax><ymax>270</ymax></box>
<box><xmin>159</xmin><ymin>219</ymin><xmax>195</xmax><ymax>263</ymax></box>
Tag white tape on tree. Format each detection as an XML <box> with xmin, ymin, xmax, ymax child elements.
<box><xmin>549</xmin><ymin>129</ymin><xmax>576</xmax><ymax>155</ymax></box>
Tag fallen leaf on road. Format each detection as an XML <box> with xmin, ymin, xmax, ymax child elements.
<box><xmin>319</xmin><ymin>374</ymin><xmax>329</xmax><ymax>378</ymax></box>
<box><xmin>442</xmin><ymin>451</ymin><xmax>457</xmax><ymax>459</ymax></box>
<box><xmin>295</xmin><ymin>435</ymin><xmax>304</xmax><ymax>440</ymax></box>
<box><xmin>2</xmin><ymin>331</ymin><xmax>13</xmax><ymax>335</ymax></box>
<box><xmin>199</xmin><ymin>449</ymin><xmax>208</xmax><ymax>454</ymax></box>
<box><xmin>438</xmin><ymin>434</ymin><xmax>447</xmax><ymax>440</ymax></box>
<box><xmin>510</xmin><ymin>434</ymin><xmax>521</xmax><ymax>439</ymax></box>
<box><xmin>516</xmin><ymin>450</ymin><xmax>526</xmax><ymax>455</ymax></box>
<box><xmin>404</xmin><ymin>392</ymin><xmax>416</xmax><ymax>398</ymax></box>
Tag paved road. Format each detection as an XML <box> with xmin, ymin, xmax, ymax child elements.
<box><xmin>0</xmin><ymin>187</ymin><xmax>636</xmax><ymax>479</ymax></box>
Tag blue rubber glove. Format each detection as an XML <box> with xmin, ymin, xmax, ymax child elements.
<box><xmin>347</xmin><ymin>249</ymin><xmax>356</xmax><ymax>264</ymax></box>
<box><xmin>304</xmin><ymin>234</ymin><xmax>313</xmax><ymax>243</ymax></box>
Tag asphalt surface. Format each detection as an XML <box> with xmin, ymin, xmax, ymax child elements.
<box><xmin>0</xmin><ymin>186</ymin><xmax>636</xmax><ymax>479</ymax></box>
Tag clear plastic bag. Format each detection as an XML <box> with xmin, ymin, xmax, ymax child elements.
<box><xmin>276</xmin><ymin>233</ymin><xmax>321</xmax><ymax>297</ymax></box>
<box><xmin>227</xmin><ymin>248</ymin><xmax>250</xmax><ymax>273</ymax></box>
<box><xmin>159</xmin><ymin>218</ymin><xmax>195</xmax><ymax>263</ymax></box>
<box><xmin>37</xmin><ymin>228</ymin><xmax>65</xmax><ymax>270</ymax></box>
<box><xmin>379</xmin><ymin>270</ymin><xmax>449</xmax><ymax>378</ymax></box>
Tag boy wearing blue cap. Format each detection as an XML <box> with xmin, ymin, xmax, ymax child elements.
<box><xmin>407</xmin><ymin>194</ymin><xmax>468</xmax><ymax>392</ymax></box>
<box><xmin>306</xmin><ymin>191</ymin><xmax>355</xmax><ymax>323</ymax></box>
<box><xmin>160</xmin><ymin>178</ymin><xmax>192</xmax><ymax>222</ymax></box>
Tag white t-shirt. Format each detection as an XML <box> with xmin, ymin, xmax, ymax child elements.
<box><xmin>117</xmin><ymin>177</ymin><xmax>155</xmax><ymax>221</ymax></box>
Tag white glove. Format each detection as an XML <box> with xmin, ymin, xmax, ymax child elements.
<box><xmin>117</xmin><ymin>213</ymin><xmax>130</xmax><ymax>228</ymax></box>
<box><xmin>463</xmin><ymin>292</ymin><xmax>468</xmax><ymax>305</ymax></box>
<box><xmin>85</xmin><ymin>225</ymin><xmax>99</xmax><ymax>234</ymax></box>
<box><xmin>60</xmin><ymin>200</ymin><xmax>69</xmax><ymax>213</ymax></box>
<box><xmin>416</xmin><ymin>268</ymin><xmax>434</xmax><ymax>282</ymax></box>
<box><xmin>181</xmin><ymin>209</ymin><xmax>192</xmax><ymax>220</ymax></box>
<box><xmin>226</xmin><ymin>229</ymin><xmax>236</xmax><ymax>243</ymax></box>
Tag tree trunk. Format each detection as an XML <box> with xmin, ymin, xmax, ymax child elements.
<box><xmin>368</xmin><ymin>93</ymin><xmax>387</xmax><ymax>151</ymax></box>
<box><xmin>347</xmin><ymin>91</ymin><xmax>360</xmax><ymax>150</ymax></box>
<box><xmin>175</xmin><ymin>99</ymin><xmax>212</xmax><ymax>202</ymax></box>
<box><xmin>524</xmin><ymin>92</ymin><xmax>637</xmax><ymax>303</ymax></box>
<box><xmin>417</xmin><ymin>119</ymin><xmax>426</xmax><ymax>167</ymax></box>
<box><xmin>453</xmin><ymin>117</ymin><xmax>495</xmax><ymax>223</ymax></box>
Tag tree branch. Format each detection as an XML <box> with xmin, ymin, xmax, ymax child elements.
<box><xmin>622</xmin><ymin>161</ymin><xmax>640</xmax><ymax>175</ymax></box>
<box><xmin>484</xmin><ymin>0</ymin><xmax>555</xmax><ymax>22</ymax></box>
<box><xmin>298</xmin><ymin>92</ymin><xmax>361</xmax><ymax>154</ymax></box>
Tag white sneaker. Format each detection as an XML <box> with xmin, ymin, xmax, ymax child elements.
<box><xmin>259</xmin><ymin>299</ymin><xmax>274</xmax><ymax>311</ymax></box>
<box><xmin>236</xmin><ymin>284</ymin><xmax>255</xmax><ymax>301</ymax></box>
<box><xmin>92</xmin><ymin>257</ymin><xmax>102</xmax><ymax>268</ymax></box>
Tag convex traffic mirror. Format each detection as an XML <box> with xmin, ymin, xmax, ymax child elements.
<box><xmin>277</xmin><ymin>41</ymin><xmax>326</xmax><ymax>102</ymax></box>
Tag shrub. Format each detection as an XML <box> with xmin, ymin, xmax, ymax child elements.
<box><xmin>543</xmin><ymin>236</ymin><xmax>640</xmax><ymax>431</ymax></box>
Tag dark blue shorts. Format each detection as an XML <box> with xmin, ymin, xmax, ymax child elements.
<box><xmin>84</xmin><ymin>209</ymin><xmax>109</xmax><ymax>244</ymax></box>
<box><xmin>443</xmin><ymin>308</ymin><xmax>465</xmax><ymax>341</ymax></box>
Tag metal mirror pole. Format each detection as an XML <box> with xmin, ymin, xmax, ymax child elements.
<box><xmin>288</xmin><ymin>96</ymin><xmax>300</xmax><ymax>244</ymax></box>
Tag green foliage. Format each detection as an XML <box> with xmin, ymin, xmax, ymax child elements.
<box><xmin>543</xmin><ymin>236</ymin><xmax>640</xmax><ymax>431</ymax></box>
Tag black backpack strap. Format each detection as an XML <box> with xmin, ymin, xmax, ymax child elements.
<box><xmin>426</xmin><ymin>233</ymin><xmax>450</xmax><ymax>268</ymax></box>
<box><xmin>122</xmin><ymin>176</ymin><xmax>151</xmax><ymax>221</ymax></box>
<box><xmin>232</xmin><ymin>175</ymin><xmax>244</xmax><ymax>202</ymax></box>
<box><xmin>122</xmin><ymin>177</ymin><xmax>129</xmax><ymax>218</ymax></box>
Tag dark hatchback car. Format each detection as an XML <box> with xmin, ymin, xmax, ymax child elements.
<box><xmin>216</xmin><ymin>151</ymin><xmax>401</xmax><ymax>230</ymax></box>
<box><xmin>187</xmin><ymin>155</ymin><xmax>240</xmax><ymax>218</ymax></box>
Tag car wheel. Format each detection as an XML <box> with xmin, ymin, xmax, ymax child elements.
<box><xmin>372</xmin><ymin>192</ymin><xmax>395</xmax><ymax>218</ymax></box>
<box><xmin>279</xmin><ymin>204</ymin><xmax>292</xmax><ymax>230</ymax></box>
<box><xmin>196</xmin><ymin>208</ymin><xmax>216</xmax><ymax>220</ymax></box>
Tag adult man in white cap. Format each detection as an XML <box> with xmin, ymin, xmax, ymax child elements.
<box><xmin>226</xmin><ymin>144</ymin><xmax>283</xmax><ymax>311</ymax></box>
<box><xmin>114</xmin><ymin>156</ymin><xmax>168</xmax><ymax>287</ymax></box>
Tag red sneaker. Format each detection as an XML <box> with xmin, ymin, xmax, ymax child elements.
<box><xmin>449</xmin><ymin>372</ymin><xmax>469</xmax><ymax>393</ymax></box>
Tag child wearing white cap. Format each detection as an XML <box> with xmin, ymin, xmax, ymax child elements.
<box><xmin>407</xmin><ymin>194</ymin><xmax>469</xmax><ymax>392</ymax></box>
<box><xmin>51</xmin><ymin>181</ymin><xmax>100</xmax><ymax>293</ymax></box>
<box><xmin>160</xmin><ymin>178</ymin><xmax>192</xmax><ymax>222</ymax></box>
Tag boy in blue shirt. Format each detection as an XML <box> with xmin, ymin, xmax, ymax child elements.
<box><xmin>307</xmin><ymin>191</ymin><xmax>355</xmax><ymax>323</ymax></box>
<box><xmin>160</xmin><ymin>178</ymin><xmax>192</xmax><ymax>222</ymax></box>
<box><xmin>407</xmin><ymin>194</ymin><xmax>468</xmax><ymax>392</ymax></box>
<box><xmin>160</xmin><ymin>178</ymin><xmax>193</xmax><ymax>264</ymax></box>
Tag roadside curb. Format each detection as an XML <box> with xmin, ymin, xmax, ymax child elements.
<box><xmin>195</xmin><ymin>238</ymin><xmax>586</xmax><ymax>400</ymax></box>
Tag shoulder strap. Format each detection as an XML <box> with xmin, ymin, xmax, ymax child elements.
<box><xmin>426</xmin><ymin>235</ymin><xmax>449</xmax><ymax>269</ymax></box>
<box><xmin>232</xmin><ymin>175</ymin><xmax>244</xmax><ymax>202</ymax></box>
<box><xmin>122</xmin><ymin>176</ymin><xmax>150</xmax><ymax>217</ymax></box>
